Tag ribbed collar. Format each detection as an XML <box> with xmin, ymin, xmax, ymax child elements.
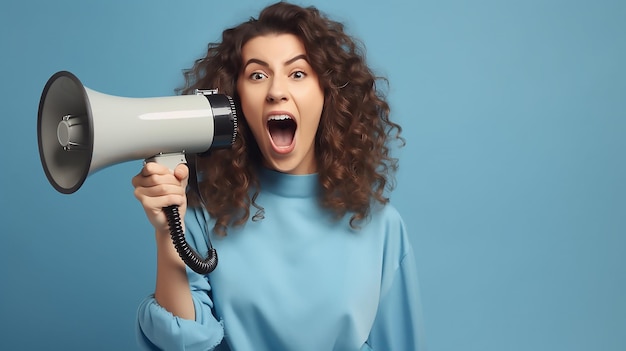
<box><xmin>259</xmin><ymin>168</ymin><xmax>320</xmax><ymax>198</ymax></box>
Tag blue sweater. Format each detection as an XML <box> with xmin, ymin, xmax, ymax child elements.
<box><xmin>137</xmin><ymin>169</ymin><xmax>426</xmax><ymax>350</ymax></box>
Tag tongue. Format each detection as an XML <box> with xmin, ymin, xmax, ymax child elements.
<box><xmin>270</xmin><ymin>125</ymin><xmax>294</xmax><ymax>147</ymax></box>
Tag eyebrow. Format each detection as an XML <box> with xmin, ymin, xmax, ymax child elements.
<box><xmin>242</xmin><ymin>54</ymin><xmax>309</xmax><ymax>70</ymax></box>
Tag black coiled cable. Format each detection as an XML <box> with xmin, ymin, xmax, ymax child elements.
<box><xmin>163</xmin><ymin>204</ymin><xmax>218</xmax><ymax>274</ymax></box>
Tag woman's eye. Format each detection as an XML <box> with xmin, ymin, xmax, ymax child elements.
<box><xmin>250</xmin><ymin>72</ymin><xmax>267</xmax><ymax>80</ymax></box>
<box><xmin>291</xmin><ymin>71</ymin><xmax>306</xmax><ymax>79</ymax></box>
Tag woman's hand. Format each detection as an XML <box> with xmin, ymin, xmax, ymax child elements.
<box><xmin>132</xmin><ymin>162</ymin><xmax>189</xmax><ymax>235</ymax></box>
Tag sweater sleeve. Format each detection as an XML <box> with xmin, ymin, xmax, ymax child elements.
<box><xmin>366</xmin><ymin>247</ymin><xmax>428</xmax><ymax>351</ymax></box>
<box><xmin>136</xmin><ymin>271</ymin><xmax>224</xmax><ymax>350</ymax></box>
<box><xmin>136</xmin><ymin>207</ymin><xmax>225</xmax><ymax>351</ymax></box>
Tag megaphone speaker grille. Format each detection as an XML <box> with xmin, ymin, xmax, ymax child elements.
<box><xmin>38</xmin><ymin>71</ymin><xmax>94</xmax><ymax>194</ymax></box>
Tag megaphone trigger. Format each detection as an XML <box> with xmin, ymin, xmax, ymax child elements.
<box><xmin>145</xmin><ymin>153</ymin><xmax>188</xmax><ymax>173</ymax></box>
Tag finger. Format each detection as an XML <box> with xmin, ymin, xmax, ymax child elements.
<box><xmin>173</xmin><ymin>164</ymin><xmax>189</xmax><ymax>182</ymax></box>
<box><xmin>137</xmin><ymin>192</ymin><xmax>186</xmax><ymax>209</ymax></box>
<box><xmin>138</xmin><ymin>181</ymin><xmax>187</xmax><ymax>197</ymax></box>
<box><xmin>133</xmin><ymin>172</ymin><xmax>178</xmax><ymax>190</ymax></box>
<box><xmin>141</xmin><ymin>162</ymin><xmax>172</xmax><ymax>177</ymax></box>
<box><xmin>134</xmin><ymin>185</ymin><xmax>186</xmax><ymax>207</ymax></box>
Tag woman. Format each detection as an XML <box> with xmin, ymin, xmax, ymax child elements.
<box><xmin>132</xmin><ymin>2</ymin><xmax>425</xmax><ymax>350</ymax></box>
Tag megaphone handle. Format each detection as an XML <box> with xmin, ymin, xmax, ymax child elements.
<box><xmin>163</xmin><ymin>205</ymin><xmax>218</xmax><ymax>275</ymax></box>
<box><xmin>146</xmin><ymin>153</ymin><xmax>218</xmax><ymax>275</ymax></box>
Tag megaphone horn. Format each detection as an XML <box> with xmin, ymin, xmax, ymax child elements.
<box><xmin>38</xmin><ymin>71</ymin><xmax>239</xmax><ymax>275</ymax></box>
<box><xmin>37</xmin><ymin>70</ymin><xmax>238</xmax><ymax>194</ymax></box>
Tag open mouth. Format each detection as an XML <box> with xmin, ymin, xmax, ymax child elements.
<box><xmin>267</xmin><ymin>115</ymin><xmax>296</xmax><ymax>149</ymax></box>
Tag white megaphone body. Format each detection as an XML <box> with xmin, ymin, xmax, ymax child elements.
<box><xmin>38</xmin><ymin>70</ymin><xmax>237</xmax><ymax>194</ymax></box>
<box><xmin>38</xmin><ymin>71</ymin><xmax>238</xmax><ymax>275</ymax></box>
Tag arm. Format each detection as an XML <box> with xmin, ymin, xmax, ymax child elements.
<box><xmin>154</xmin><ymin>226</ymin><xmax>195</xmax><ymax>319</ymax></box>
<box><xmin>133</xmin><ymin>162</ymin><xmax>195</xmax><ymax>318</ymax></box>
<box><xmin>133</xmin><ymin>163</ymin><xmax>224</xmax><ymax>350</ymax></box>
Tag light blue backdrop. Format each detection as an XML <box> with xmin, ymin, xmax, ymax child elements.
<box><xmin>1</xmin><ymin>0</ymin><xmax>624</xmax><ymax>350</ymax></box>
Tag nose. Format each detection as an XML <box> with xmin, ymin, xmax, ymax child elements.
<box><xmin>266</xmin><ymin>76</ymin><xmax>288</xmax><ymax>103</ymax></box>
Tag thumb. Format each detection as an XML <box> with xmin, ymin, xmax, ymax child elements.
<box><xmin>173</xmin><ymin>163</ymin><xmax>189</xmax><ymax>182</ymax></box>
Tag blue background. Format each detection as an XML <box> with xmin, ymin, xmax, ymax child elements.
<box><xmin>1</xmin><ymin>0</ymin><xmax>624</xmax><ymax>350</ymax></box>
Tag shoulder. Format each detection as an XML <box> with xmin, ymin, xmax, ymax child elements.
<box><xmin>368</xmin><ymin>202</ymin><xmax>406</xmax><ymax>238</ymax></box>
<box><xmin>366</xmin><ymin>202</ymin><xmax>417</xmax><ymax>292</ymax></box>
<box><xmin>374</xmin><ymin>202</ymin><xmax>403</xmax><ymax>222</ymax></box>
<box><xmin>367</xmin><ymin>202</ymin><xmax>412</xmax><ymax>258</ymax></box>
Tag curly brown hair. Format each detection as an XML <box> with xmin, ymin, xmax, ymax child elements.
<box><xmin>181</xmin><ymin>1</ymin><xmax>404</xmax><ymax>235</ymax></box>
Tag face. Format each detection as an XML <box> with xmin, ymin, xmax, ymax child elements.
<box><xmin>237</xmin><ymin>33</ymin><xmax>324</xmax><ymax>175</ymax></box>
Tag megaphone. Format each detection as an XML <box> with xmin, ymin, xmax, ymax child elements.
<box><xmin>38</xmin><ymin>71</ymin><xmax>239</xmax><ymax>274</ymax></box>
<box><xmin>38</xmin><ymin>70</ymin><xmax>237</xmax><ymax>194</ymax></box>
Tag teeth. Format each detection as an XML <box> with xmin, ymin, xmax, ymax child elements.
<box><xmin>268</xmin><ymin>115</ymin><xmax>292</xmax><ymax>121</ymax></box>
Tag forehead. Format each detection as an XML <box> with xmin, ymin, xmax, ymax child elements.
<box><xmin>241</xmin><ymin>33</ymin><xmax>307</xmax><ymax>62</ymax></box>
